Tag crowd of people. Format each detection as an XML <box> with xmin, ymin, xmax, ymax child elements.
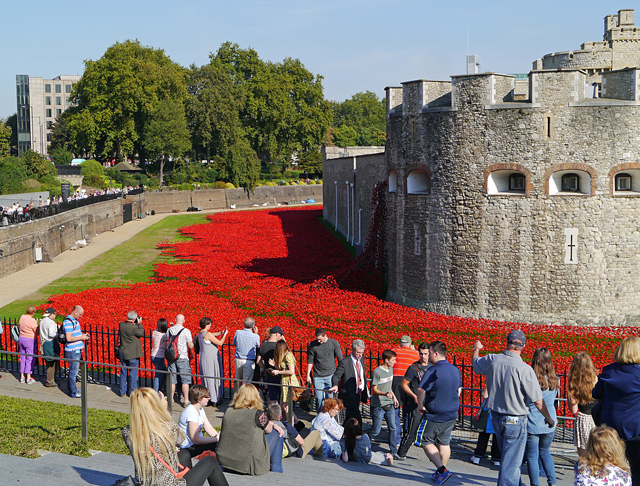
<box><xmin>6</xmin><ymin>305</ymin><xmax>640</xmax><ymax>486</ymax></box>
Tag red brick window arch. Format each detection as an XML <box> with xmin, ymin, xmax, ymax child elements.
<box><xmin>609</xmin><ymin>163</ymin><xmax>640</xmax><ymax>195</ymax></box>
<box><xmin>544</xmin><ymin>163</ymin><xmax>596</xmax><ymax>196</ymax></box>
<box><xmin>484</xmin><ymin>163</ymin><xmax>531</xmax><ymax>196</ymax></box>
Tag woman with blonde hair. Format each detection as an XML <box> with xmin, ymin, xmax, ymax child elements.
<box><xmin>122</xmin><ymin>388</ymin><xmax>228</xmax><ymax>486</ymax></box>
<box><xmin>575</xmin><ymin>426</ymin><xmax>631</xmax><ymax>486</ymax></box>
<box><xmin>216</xmin><ymin>384</ymin><xmax>284</xmax><ymax>475</ymax></box>
<box><xmin>525</xmin><ymin>348</ymin><xmax>558</xmax><ymax>486</ymax></box>
<box><xmin>270</xmin><ymin>339</ymin><xmax>300</xmax><ymax>423</ymax></box>
<box><xmin>593</xmin><ymin>336</ymin><xmax>640</xmax><ymax>484</ymax></box>
<box><xmin>567</xmin><ymin>352</ymin><xmax>599</xmax><ymax>457</ymax></box>
<box><xmin>18</xmin><ymin>305</ymin><xmax>38</xmax><ymax>384</ymax></box>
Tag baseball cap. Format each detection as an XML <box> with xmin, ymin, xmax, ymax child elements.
<box><xmin>271</xmin><ymin>326</ymin><xmax>285</xmax><ymax>335</ymax></box>
<box><xmin>400</xmin><ymin>335</ymin><xmax>412</xmax><ymax>344</ymax></box>
<box><xmin>43</xmin><ymin>307</ymin><xmax>56</xmax><ymax>316</ymax></box>
<box><xmin>507</xmin><ymin>329</ymin><xmax>526</xmax><ymax>345</ymax></box>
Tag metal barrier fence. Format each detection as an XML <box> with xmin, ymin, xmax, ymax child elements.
<box><xmin>0</xmin><ymin>320</ymin><xmax>576</xmax><ymax>444</ymax></box>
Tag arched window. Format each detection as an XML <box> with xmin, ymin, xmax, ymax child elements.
<box><xmin>561</xmin><ymin>173</ymin><xmax>580</xmax><ymax>192</ymax></box>
<box><xmin>389</xmin><ymin>170</ymin><xmax>397</xmax><ymax>193</ymax></box>
<box><xmin>615</xmin><ymin>173</ymin><xmax>632</xmax><ymax>191</ymax></box>
<box><xmin>548</xmin><ymin>169</ymin><xmax>592</xmax><ymax>196</ymax></box>
<box><xmin>407</xmin><ymin>169</ymin><xmax>430</xmax><ymax>194</ymax></box>
<box><xmin>486</xmin><ymin>170</ymin><xmax>527</xmax><ymax>195</ymax></box>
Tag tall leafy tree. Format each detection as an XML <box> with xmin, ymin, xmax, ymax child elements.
<box><xmin>4</xmin><ymin>115</ymin><xmax>17</xmax><ymax>156</ymax></box>
<box><xmin>211</xmin><ymin>43</ymin><xmax>332</xmax><ymax>164</ymax></box>
<box><xmin>0</xmin><ymin>119</ymin><xmax>11</xmax><ymax>160</ymax></box>
<box><xmin>66</xmin><ymin>40</ymin><xmax>188</xmax><ymax>162</ymax></box>
<box><xmin>143</xmin><ymin>98</ymin><xmax>191</xmax><ymax>186</ymax></box>
<box><xmin>331</xmin><ymin>91</ymin><xmax>386</xmax><ymax>146</ymax></box>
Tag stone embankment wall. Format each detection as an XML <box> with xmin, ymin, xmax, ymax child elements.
<box><xmin>0</xmin><ymin>198</ymin><xmax>124</xmax><ymax>278</ymax></box>
<box><xmin>0</xmin><ymin>186</ymin><xmax>323</xmax><ymax>279</ymax></box>
<box><xmin>385</xmin><ymin>68</ymin><xmax>640</xmax><ymax>327</ymax></box>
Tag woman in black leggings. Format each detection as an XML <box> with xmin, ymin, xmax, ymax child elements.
<box><xmin>123</xmin><ymin>388</ymin><xmax>228</xmax><ymax>486</ymax></box>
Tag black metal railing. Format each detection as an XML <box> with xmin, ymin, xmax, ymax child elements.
<box><xmin>0</xmin><ymin>319</ymin><xmax>576</xmax><ymax>443</ymax></box>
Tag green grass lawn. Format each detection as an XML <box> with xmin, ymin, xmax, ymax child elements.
<box><xmin>0</xmin><ymin>213</ymin><xmax>209</xmax><ymax>320</ymax></box>
<box><xmin>0</xmin><ymin>395</ymin><xmax>130</xmax><ymax>458</ymax></box>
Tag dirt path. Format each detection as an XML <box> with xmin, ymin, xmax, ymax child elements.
<box><xmin>0</xmin><ymin>214</ymin><xmax>179</xmax><ymax>309</ymax></box>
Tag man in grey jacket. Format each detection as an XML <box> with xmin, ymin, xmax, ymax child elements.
<box><xmin>118</xmin><ymin>310</ymin><xmax>144</xmax><ymax>397</ymax></box>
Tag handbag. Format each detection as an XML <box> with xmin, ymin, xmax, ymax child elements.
<box><xmin>110</xmin><ymin>476</ymin><xmax>136</xmax><ymax>486</ymax></box>
<box><xmin>472</xmin><ymin>398</ymin><xmax>490</xmax><ymax>431</ymax></box>
<box><xmin>150</xmin><ymin>446</ymin><xmax>190</xmax><ymax>478</ymax></box>
<box><xmin>292</xmin><ymin>384</ymin><xmax>310</xmax><ymax>402</ymax></box>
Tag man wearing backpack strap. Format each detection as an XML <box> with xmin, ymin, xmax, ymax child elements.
<box><xmin>166</xmin><ymin>315</ymin><xmax>193</xmax><ymax>406</ymax></box>
<box><xmin>63</xmin><ymin>305</ymin><xmax>89</xmax><ymax>398</ymax></box>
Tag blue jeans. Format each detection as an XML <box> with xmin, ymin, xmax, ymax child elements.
<box><xmin>492</xmin><ymin>413</ymin><xmax>528</xmax><ymax>486</ymax></box>
<box><xmin>65</xmin><ymin>349</ymin><xmax>81</xmax><ymax>396</ymax></box>
<box><xmin>525</xmin><ymin>432</ymin><xmax>556</xmax><ymax>486</ymax></box>
<box><xmin>313</xmin><ymin>375</ymin><xmax>333</xmax><ymax>411</ymax></box>
<box><xmin>119</xmin><ymin>358</ymin><xmax>139</xmax><ymax>396</ymax></box>
<box><xmin>372</xmin><ymin>406</ymin><xmax>398</xmax><ymax>455</ymax></box>
<box><xmin>265</xmin><ymin>429</ymin><xmax>284</xmax><ymax>473</ymax></box>
<box><xmin>152</xmin><ymin>356</ymin><xmax>167</xmax><ymax>392</ymax></box>
<box><xmin>395</xmin><ymin>407</ymin><xmax>403</xmax><ymax>446</ymax></box>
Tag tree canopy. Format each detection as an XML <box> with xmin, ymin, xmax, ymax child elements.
<box><xmin>330</xmin><ymin>91</ymin><xmax>386</xmax><ymax>147</ymax></box>
<box><xmin>65</xmin><ymin>40</ymin><xmax>188</xmax><ymax>162</ymax></box>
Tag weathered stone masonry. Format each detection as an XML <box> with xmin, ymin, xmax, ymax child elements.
<box><xmin>385</xmin><ymin>67</ymin><xmax>640</xmax><ymax>327</ymax></box>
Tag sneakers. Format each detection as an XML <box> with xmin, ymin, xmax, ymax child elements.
<box><xmin>26</xmin><ymin>378</ymin><xmax>36</xmax><ymax>385</ymax></box>
<box><xmin>471</xmin><ymin>455</ymin><xmax>481</xmax><ymax>465</ymax></box>
<box><xmin>393</xmin><ymin>454</ymin><xmax>405</xmax><ymax>461</ymax></box>
<box><xmin>72</xmin><ymin>392</ymin><xmax>82</xmax><ymax>398</ymax></box>
<box><xmin>493</xmin><ymin>460</ymin><xmax>501</xmax><ymax>467</ymax></box>
<box><xmin>20</xmin><ymin>378</ymin><xmax>25</xmax><ymax>384</ymax></box>
<box><xmin>433</xmin><ymin>469</ymin><xmax>453</xmax><ymax>485</ymax></box>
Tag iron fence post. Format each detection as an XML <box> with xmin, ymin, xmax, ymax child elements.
<box><xmin>81</xmin><ymin>360</ymin><xmax>88</xmax><ymax>442</ymax></box>
<box><xmin>287</xmin><ymin>385</ymin><xmax>294</xmax><ymax>423</ymax></box>
<box><xmin>167</xmin><ymin>372</ymin><xmax>173</xmax><ymax>414</ymax></box>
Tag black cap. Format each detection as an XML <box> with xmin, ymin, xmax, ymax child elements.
<box><xmin>44</xmin><ymin>307</ymin><xmax>56</xmax><ymax>316</ymax></box>
<box><xmin>271</xmin><ymin>326</ymin><xmax>285</xmax><ymax>335</ymax></box>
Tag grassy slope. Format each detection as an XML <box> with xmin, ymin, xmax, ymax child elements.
<box><xmin>0</xmin><ymin>395</ymin><xmax>130</xmax><ymax>458</ymax></box>
<box><xmin>0</xmin><ymin>213</ymin><xmax>208</xmax><ymax>320</ymax></box>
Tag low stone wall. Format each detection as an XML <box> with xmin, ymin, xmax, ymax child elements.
<box><xmin>144</xmin><ymin>186</ymin><xmax>322</xmax><ymax>213</ymax></box>
<box><xmin>0</xmin><ymin>198</ymin><xmax>124</xmax><ymax>278</ymax></box>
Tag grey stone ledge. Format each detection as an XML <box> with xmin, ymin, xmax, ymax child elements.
<box><xmin>569</xmin><ymin>100</ymin><xmax>640</xmax><ymax>107</ymax></box>
<box><xmin>420</xmin><ymin>106</ymin><xmax>457</xmax><ymax>113</ymax></box>
<box><xmin>485</xmin><ymin>103</ymin><xmax>541</xmax><ymax>110</ymax></box>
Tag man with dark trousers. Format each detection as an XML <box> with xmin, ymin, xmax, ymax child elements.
<box><xmin>329</xmin><ymin>339</ymin><xmax>369</xmax><ymax>425</ymax></box>
<box><xmin>118</xmin><ymin>310</ymin><xmax>144</xmax><ymax>397</ymax></box>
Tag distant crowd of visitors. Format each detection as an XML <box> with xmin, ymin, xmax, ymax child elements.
<box><xmin>4</xmin><ymin>305</ymin><xmax>640</xmax><ymax>486</ymax></box>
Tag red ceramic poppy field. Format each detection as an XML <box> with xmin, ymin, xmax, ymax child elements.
<box><xmin>43</xmin><ymin>206</ymin><xmax>638</xmax><ymax>379</ymax></box>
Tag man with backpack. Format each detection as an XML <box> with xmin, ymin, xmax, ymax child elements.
<box><xmin>166</xmin><ymin>314</ymin><xmax>193</xmax><ymax>406</ymax></box>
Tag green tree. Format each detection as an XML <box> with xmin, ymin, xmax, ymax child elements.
<box><xmin>219</xmin><ymin>139</ymin><xmax>260</xmax><ymax>188</ymax></box>
<box><xmin>186</xmin><ymin>61</ymin><xmax>246</xmax><ymax>161</ymax></box>
<box><xmin>22</xmin><ymin>150</ymin><xmax>54</xmax><ymax>180</ymax></box>
<box><xmin>5</xmin><ymin>115</ymin><xmax>17</xmax><ymax>156</ymax></box>
<box><xmin>49</xmin><ymin>147</ymin><xmax>73</xmax><ymax>165</ymax></box>
<box><xmin>80</xmin><ymin>159</ymin><xmax>105</xmax><ymax>187</ymax></box>
<box><xmin>0</xmin><ymin>157</ymin><xmax>27</xmax><ymax>194</ymax></box>
<box><xmin>331</xmin><ymin>91</ymin><xmax>386</xmax><ymax>146</ymax></box>
<box><xmin>142</xmin><ymin>98</ymin><xmax>191</xmax><ymax>186</ymax></box>
<box><xmin>211</xmin><ymin>43</ymin><xmax>332</xmax><ymax>164</ymax></box>
<box><xmin>297</xmin><ymin>150</ymin><xmax>322</xmax><ymax>177</ymax></box>
<box><xmin>66</xmin><ymin>40</ymin><xmax>188</xmax><ymax>162</ymax></box>
<box><xmin>0</xmin><ymin>120</ymin><xmax>10</xmax><ymax>160</ymax></box>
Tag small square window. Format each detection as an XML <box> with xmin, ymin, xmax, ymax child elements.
<box><xmin>561</xmin><ymin>174</ymin><xmax>580</xmax><ymax>192</ymax></box>
<box><xmin>45</xmin><ymin>84</ymin><xmax>51</xmax><ymax>93</ymax></box>
<box><xmin>616</xmin><ymin>174</ymin><xmax>632</xmax><ymax>191</ymax></box>
<box><xmin>55</xmin><ymin>84</ymin><xmax>61</xmax><ymax>93</ymax></box>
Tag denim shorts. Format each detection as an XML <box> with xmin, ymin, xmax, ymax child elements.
<box><xmin>167</xmin><ymin>358</ymin><xmax>192</xmax><ymax>384</ymax></box>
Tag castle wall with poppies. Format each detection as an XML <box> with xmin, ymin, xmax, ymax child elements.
<box><xmin>383</xmin><ymin>67</ymin><xmax>640</xmax><ymax>327</ymax></box>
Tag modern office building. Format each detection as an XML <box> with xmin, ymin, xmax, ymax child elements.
<box><xmin>16</xmin><ymin>74</ymin><xmax>81</xmax><ymax>156</ymax></box>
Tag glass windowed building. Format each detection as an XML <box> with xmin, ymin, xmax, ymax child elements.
<box><xmin>16</xmin><ymin>74</ymin><xmax>81</xmax><ymax>156</ymax></box>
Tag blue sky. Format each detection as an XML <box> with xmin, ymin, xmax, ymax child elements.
<box><xmin>0</xmin><ymin>0</ymin><xmax>631</xmax><ymax>118</ymax></box>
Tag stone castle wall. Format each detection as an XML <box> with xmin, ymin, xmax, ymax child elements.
<box><xmin>323</xmin><ymin>153</ymin><xmax>386</xmax><ymax>248</ymax></box>
<box><xmin>385</xmin><ymin>68</ymin><xmax>640</xmax><ymax>326</ymax></box>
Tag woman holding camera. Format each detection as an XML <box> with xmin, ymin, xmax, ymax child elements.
<box><xmin>197</xmin><ymin>317</ymin><xmax>228</xmax><ymax>406</ymax></box>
